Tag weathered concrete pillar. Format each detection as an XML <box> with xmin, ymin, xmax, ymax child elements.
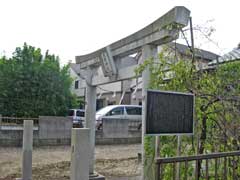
<box><xmin>22</xmin><ymin>120</ymin><xmax>33</xmax><ymax>180</ymax></box>
<box><xmin>70</xmin><ymin>128</ymin><xmax>90</xmax><ymax>180</ymax></box>
<box><xmin>85</xmin><ymin>82</ymin><xmax>97</xmax><ymax>174</ymax></box>
<box><xmin>141</xmin><ymin>45</ymin><xmax>158</xmax><ymax>180</ymax></box>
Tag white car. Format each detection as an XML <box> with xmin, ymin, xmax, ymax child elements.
<box><xmin>95</xmin><ymin>105</ymin><xmax>142</xmax><ymax>130</ymax></box>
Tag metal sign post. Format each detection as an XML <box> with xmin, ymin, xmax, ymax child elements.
<box><xmin>176</xmin><ymin>135</ymin><xmax>182</xmax><ymax>180</ymax></box>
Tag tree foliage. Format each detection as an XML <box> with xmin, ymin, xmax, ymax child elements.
<box><xmin>0</xmin><ymin>43</ymin><xmax>76</xmax><ymax>117</ymax></box>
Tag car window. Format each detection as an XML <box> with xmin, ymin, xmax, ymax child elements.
<box><xmin>125</xmin><ymin>107</ymin><xmax>142</xmax><ymax>115</ymax></box>
<box><xmin>76</xmin><ymin>110</ymin><xmax>85</xmax><ymax>117</ymax></box>
<box><xmin>107</xmin><ymin>107</ymin><xmax>124</xmax><ymax>116</ymax></box>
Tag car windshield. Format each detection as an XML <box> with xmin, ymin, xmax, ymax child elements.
<box><xmin>96</xmin><ymin>106</ymin><xmax>116</xmax><ymax>115</ymax></box>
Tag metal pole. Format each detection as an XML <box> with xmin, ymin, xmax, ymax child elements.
<box><xmin>155</xmin><ymin>136</ymin><xmax>160</xmax><ymax>158</ymax></box>
<box><xmin>155</xmin><ymin>136</ymin><xmax>161</xmax><ymax>180</ymax></box>
<box><xmin>176</xmin><ymin>135</ymin><xmax>182</xmax><ymax>180</ymax></box>
<box><xmin>141</xmin><ymin>45</ymin><xmax>158</xmax><ymax>180</ymax></box>
<box><xmin>22</xmin><ymin>120</ymin><xmax>33</xmax><ymax>180</ymax></box>
<box><xmin>190</xmin><ymin>17</ymin><xmax>195</xmax><ymax>63</ymax></box>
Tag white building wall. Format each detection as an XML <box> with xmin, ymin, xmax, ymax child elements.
<box><xmin>69</xmin><ymin>67</ymin><xmax>85</xmax><ymax>97</ymax></box>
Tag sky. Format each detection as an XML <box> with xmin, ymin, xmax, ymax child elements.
<box><xmin>0</xmin><ymin>0</ymin><xmax>239</xmax><ymax>65</ymax></box>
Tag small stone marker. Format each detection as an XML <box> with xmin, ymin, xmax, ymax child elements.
<box><xmin>70</xmin><ymin>128</ymin><xmax>90</xmax><ymax>180</ymax></box>
<box><xmin>22</xmin><ymin>120</ymin><xmax>33</xmax><ymax>180</ymax></box>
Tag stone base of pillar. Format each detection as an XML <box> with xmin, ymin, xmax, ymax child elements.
<box><xmin>16</xmin><ymin>175</ymin><xmax>105</xmax><ymax>180</ymax></box>
<box><xmin>16</xmin><ymin>174</ymin><xmax>105</xmax><ymax>180</ymax></box>
<box><xmin>90</xmin><ymin>173</ymin><xmax>105</xmax><ymax>180</ymax></box>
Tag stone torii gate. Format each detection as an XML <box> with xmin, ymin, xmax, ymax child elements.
<box><xmin>75</xmin><ymin>6</ymin><xmax>190</xmax><ymax>179</ymax></box>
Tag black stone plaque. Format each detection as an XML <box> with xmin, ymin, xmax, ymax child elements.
<box><xmin>146</xmin><ymin>90</ymin><xmax>194</xmax><ymax>135</ymax></box>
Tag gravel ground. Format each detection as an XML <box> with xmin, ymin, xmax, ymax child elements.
<box><xmin>0</xmin><ymin>144</ymin><xmax>141</xmax><ymax>180</ymax></box>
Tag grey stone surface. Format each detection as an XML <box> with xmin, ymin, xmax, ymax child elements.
<box><xmin>102</xmin><ymin>118</ymin><xmax>129</xmax><ymax>138</ymax></box>
<box><xmin>101</xmin><ymin>118</ymin><xmax>141</xmax><ymax>139</ymax></box>
<box><xmin>0</xmin><ymin>116</ymin><xmax>142</xmax><ymax>146</ymax></box>
<box><xmin>22</xmin><ymin>120</ymin><xmax>33</xmax><ymax>180</ymax></box>
<box><xmin>141</xmin><ymin>45</ymin><xmax>158</xmax><ymax>180</ymax></box>
<box><xmin>38</xmin><ymin>116</ymin><xmax>72</xmax><ymax>139</ymax></box>
<box><xmin>96</xmin><ymin>137</ymin><xmax>141</xmax><ymax>145</ymax></box>
<box><xmin>70</xmin><ymin>128</ymin><xmax>90</xmax><ymax>180</ymax></box>
<box><xmin>0</xmin><ymin>129</ymin><xmax>141</xmax><ymax>147</ymax></box>
<box><xmin>90</xmin><ymin>174</ymin><xmax>105</xmax><ymax>180</ymax></box>
<box><xmin>85</xmin><ymin>82</ymin><xmax>97</xmax><ymax>174</ymax></box>
<box><xmin>0</xmin><ymin>116</ymin><xmax>72</xmax><ymax>147</ymax></box>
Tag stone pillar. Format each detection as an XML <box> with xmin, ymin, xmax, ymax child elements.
<box><xmin>22</xmin><ymin>120</ymin><xmax>33</xmax><ymax>180</ymax></box>
<box><xmin>70</xmin><ymin>128</ymin><xmax>90</xmax><ymax>180</ymax></box>
<box><xmin>85</xmin><ymin>82</ymin><xmax>97</xmax><ymax>174</ymax></box>
<box><xmin>141</xmin><ymin>45</ymin><xmax>158</xmax><ymax>180</ymax></box>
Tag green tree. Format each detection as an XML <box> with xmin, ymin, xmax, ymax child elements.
<box><xmin>136</xmin><ymin>51</ymin><xmax>240</xmax><ymax>179</ymax></box>
<box><xmin>0</xmin><ymin>43</ymin><xmax>76</xmax><ymax>117</ymax></box>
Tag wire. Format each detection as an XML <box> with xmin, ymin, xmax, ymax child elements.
<box><xmin>180</xmin><ymin>29</ymin><xmax>193</xmax><ymax>53</ymax></box>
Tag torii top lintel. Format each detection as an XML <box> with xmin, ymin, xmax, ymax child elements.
<box><xmin>76</xmin><ymin>6</ymin><xmax>190</xmax><ymax>64</ymax></box>
<box><xmin>75</xmin><ymin>6</ymin><xmax>190</xmax><ymax>86</ymax></box>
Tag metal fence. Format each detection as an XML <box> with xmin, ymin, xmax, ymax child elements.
<box><xmin>155</xmin><ymin>151</ymin><xmax>240</xmax><ymax>180</ymax></box>
<box><xmin>0</xmin><ymin>117</ymin><xmax>39</xmax><ymax>126</ymax></box>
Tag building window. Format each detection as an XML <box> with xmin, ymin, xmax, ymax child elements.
<box><xmin>75</xmin><ymin>80</ymin><xmax>79</xmax><ymax>89</ymax></box>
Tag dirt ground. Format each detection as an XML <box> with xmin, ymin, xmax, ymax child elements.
<box><xmin>0</xmin><ymin>144</ymin><xmax>141</xmax><ymax>180</ymax></box>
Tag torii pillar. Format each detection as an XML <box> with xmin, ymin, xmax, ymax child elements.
<box><xmin>85</xmin><ymin>71</ymin><xmax>97</xmax><ymax>175</ymax></box>
<box><xmin>141</xmin><ymin>45</ymin><xmax>158</xmax><ymax>180</ymax></box>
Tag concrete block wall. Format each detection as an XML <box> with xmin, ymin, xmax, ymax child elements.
<box><xmin>98</xmin><ymin>117</ymin><xmax>141</xmax><ymax>144</ymax></box>
<box><xmin>102</xmin><ymin>118</ymin><xmax>129</xmax><ymax>138</ymax></box>
<box><xmin>0</xmin><ymin>116</ymin><xmax>141</xmax><ymax>146</ymax></box>
<box><xmin>0</xmin><ymin>129</ymin><xmax>39</xmax><ymax>147</ymax></box>
<box><xmin>38</xmin><ymin>116</ymin><xmax>72</xmax><ymax>139</ymax></box>
<box><xmin>0</xmin><ymin>116</ymin><xmax>72</xmax><ymax>146</ymax></box>
<box><xmin>37</xmin><ymin>116</ymin><xmax>72</xmax><ymax>146</ymax></box>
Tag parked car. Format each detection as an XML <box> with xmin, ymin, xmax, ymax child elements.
<box><xmin>68</xmin><ymin>109</ymin><xmax>85</xmax><ymax>127</ymax></box>
<box><xmin>95</xmin><ymin>105</ymin><xmax>142</xmax><ymax>130</ymax></box>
